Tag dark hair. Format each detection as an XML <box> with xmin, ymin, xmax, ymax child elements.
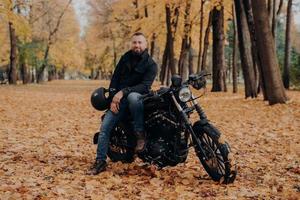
<box><xmin>132</xmin><ymin>32</ymin><xmax>145</xmax><ymax>38</ymax></box>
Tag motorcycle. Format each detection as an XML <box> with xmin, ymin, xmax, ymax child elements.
<box><xmin>93</xmin><ymin>71</ymin><xmax>237</xmax><ymax>183</ymax></box>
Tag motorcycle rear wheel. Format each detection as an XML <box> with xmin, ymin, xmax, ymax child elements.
<box><xmin>193</xmin><ymin>122</ymin><xmax>236</xmax><ymax>183</ymax></box>
<box><xmin>107</xmin><ymin>124</ymin><xmax>135</xmax><ymax>163</ymax></box>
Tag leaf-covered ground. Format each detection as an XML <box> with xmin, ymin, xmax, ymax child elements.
<box><xmin>0</xmin><ymin>80</ymin><xmax>299</xmax><ymax>200</ymax></box>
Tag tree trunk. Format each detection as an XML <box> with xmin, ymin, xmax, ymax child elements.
<box><xmin>232</xmin><ymin>4</ymin><xmax>238</xmax><ymax>93</ymax></box>
<box><xmin>234</xmin><ymin>0</ymin><xmax>258</xmax><ymax>98</ymax></box>
<box><xmin>243</xmin><ymin>0</ymin><xmax>267</xmax><ymax>99</ymax></box>
<box><xmin>267</xmin><ymin>0</ymin><xmax>273</xmax><ymax>25</ymax></box>
<box><xmin>28</xmin><ymin>67</ymin><xmax>32</xmax><ymax>83</ymax></box>
<box><xmin>20</xmin><ymin>62</ymin><xmax>29</xmax><ymax>84</ymax></box>
<box><xmin>272</xmin><ymin>0</ymin><xmax>277</xmax><ymax>39</ymax></box>
<box><xmin>144</xmin><ymin>4</ymin><xmax>148</xmax><ymax>17</ymax></box>
<box><xmin>133</xmin><ymin>0</ymin><xmax>140</xmax><ymax>19</ymax></box>
<box><xmin>37</xmin><ymin>44</ymin><xmax>50</xmax><ymax>83</ymax></box>
<box><xmin>201</xmin><ymin>11</ymin><xmax>213</xmax><ymax>71</ymax></box>
<box><xmin>8</xmin><ymin>22</ymin><xmax>17</xmax><ymax>85</ymax></box>
<box><xmin>160</xmin><ymin>40</ymin><xmax>169</xmax><ymax>84</ymax></box>
<box><xmin>48</xmin><ymin>65</ymin><xmax>56</xmax><ymax>81</ymax></box>
<box><xmin>31</xmin><ymin>66</ymin><xmax>36</xmax><ymax>83</ymax></box>
<box><xmin>211</xmin><ymin>5</ymin><xmax>226</xmax><ymax>92</ymax></box>
<box><xmin>283</xmin><ymin>0</ymin><xmax>292</xmax><ymax>89</ymax></box>
<box><xmin>19</xmin><ymin>45</ymin><xmax>29</xmax><ymax>84</ymax></box>
<box><xmin>166</xmin><ymin>3</ymin><xmax>176</xmax><ymax>76</ymax></box>
<box><xmin>15</xmin><ymin>4</ymin><xmax>29</xmax><ymax>85</ymax></box>
<box><xmin>188</xmin><ymin>47</ymin><xmax>194</xmax><ymax>75</ymax></box>
<box><xmin>197</xmin><ymin>0</ymin><xmax>204</xmax><ymax>73</ymax></box>
<box><xmin>150</xmin><ymin>33</ymin><xmax>156</xmax><ymax>57</ymax></box>
<box><xmin>161</xmin><ymin>3</ymin><xmax>178</xmax><ymax>85</ymax></box>
<box><xmin>112</xmin><ymin>37</ymin><xmax>117</xmax><ymax>68</ymax></box>
<box><xmin>178</xmin><ymin>0</ymin><xmax>192</xmax><ymax>77</ymax></box>
<box><xmin>277</xmin><ymin>0</ymin><xmax>284</xmax><ymax>16</ymax></box>
<box><xmin>90</xmin><ymin>67</ymin><xmax>95</xmax><ymax>79</ymax></box>
<box><xmin>59</xmin><ymin>66</ymin><xmax>66</xmax><ymax>79</ymax></box>
<box><xmin>251</xmin><ymin>0</ymin><xmax>288</xmax><ymax>105</ymax></box>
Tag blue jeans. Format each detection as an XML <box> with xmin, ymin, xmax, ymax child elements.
<box><xmin>96</xmin><ymin>92</ymin><xmax>144</xmax><ymax>161</ymax></box>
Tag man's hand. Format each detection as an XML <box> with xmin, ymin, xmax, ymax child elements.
<box><xmin>110</xmin><ymin>91</ymin><xmax>123</xmax><ymax>113</ymax></box>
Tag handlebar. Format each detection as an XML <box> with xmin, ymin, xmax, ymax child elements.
<box><xmin>187</xmin><ymin>71</ymin><xmax>211</xmax><ymax>83</ymax></box>
<box><xmin>183</xmin><ymin>71</ymin><xmax>211</xmax><ymax>90</ymax></box>
<box><xmin>140</xmin><ymin>87</ymin><xmax>170</xmax><ymax>101</ymax></box>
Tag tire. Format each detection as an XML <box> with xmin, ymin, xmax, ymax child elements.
<box><xmin>107</xmin><ymin>124</ymin><xmax>135</xmax><ymax>163</ymax></box>
<box><xmin>193</xmin><ymin>121</ymin><xmax>236</xmax><ymax>184</ymax></box>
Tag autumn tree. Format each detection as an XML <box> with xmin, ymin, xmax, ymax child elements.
<box><xmin>200</xmin><ymin>10</ymin><xmax>212</xmax><ymax>71</ymax></box>
<box><xmin>178</xmin><ymin>0</ymin><xmax>192</xmax><ymax>80</ymax></box>
<box><xmin>251</xmin><ymin>0</ymin><xmax>288</xmax><ymax>104</ymax></box>
<box><xmin>234</xmin><ymin>0</ymin><xmax>258</xmax><ymax>98</ymax></box>
<box><xmin>41</xmin><ymin>0</ymin><xmax>72</xmax><ymax>82</ymax></box>
<box><xmin>160</xmin><ymin>2</ymin><xmax>178</xmax><ymax>85</ymax></box>
<box><xmin>8</xmin><ymin>18</ymin><xmax>17</xmax><ymax>84</ymax></box>
<box><xmin>0</xmin><ymin>0</ymin><xmax>30</xmax><ymax>84</ymax></box>
<box><xmin>211</xmin><ymin>4</ymin><xmax>226</xmax><ymax>92</ymax></box>
<box><xmin>231</xmin><ymin>4</ymin><xmax>238</xmax><ymax>93</ymax></box>
<box><xmin>197</xmin><ymin>0</ymin><xmax>205</xmax><ymax>73</ymax></box>
<box><xmin>283</xmin><ymin>0</ymin><xmax>293</xmax><ymax>89</ymax></box>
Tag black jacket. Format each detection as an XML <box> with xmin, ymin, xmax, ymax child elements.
<box><xmin>109</xmin><ymin>49</ymin><xmax>157</xmax><ymax>98</ymax></box>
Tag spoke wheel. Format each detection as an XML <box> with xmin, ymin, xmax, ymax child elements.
<box><xmin>107</xmin><ymin>125</ymin><xmax>135</xmax><ymax>163</ymax></box>
<box><xmin>193</xmin><ymin>122</ymin><xmax>236</xmax><ymax>184</ymax></box>
<box><xmin>201</xmin><ymin>132</ymin><xmax>227</xmax><ymax>176</ymax></box>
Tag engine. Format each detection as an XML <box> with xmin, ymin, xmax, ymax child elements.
<box><xmin>141</xmin><ymin>110</ymin><xmax>189</xmax><ymax>167</ymax></box>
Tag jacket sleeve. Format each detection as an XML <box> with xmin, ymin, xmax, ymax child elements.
<box><xmin>108</xmin><ymin>56</ymin><xmax>124</xmax><ymax>96</ymax></box>
<box><xmin>122</xmin><ymin>63</ymin><xmax>157</xmax><ymax>97</ymax></box>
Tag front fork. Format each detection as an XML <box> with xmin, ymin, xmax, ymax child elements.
<box><xmin>171</xmin><ymin>93</ymin><xmax>208</xmax><ymax>160</ymax></box>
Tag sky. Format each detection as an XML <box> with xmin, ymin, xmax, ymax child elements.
<box><xmin>72</xmin><ymin>0</ymin><xmax>90</xmax><ymax>37</ymax></box>
<box><xmin>295</xmin><ymin>12</ymin><xmax>300</xmax><ymax>27</ymax></box>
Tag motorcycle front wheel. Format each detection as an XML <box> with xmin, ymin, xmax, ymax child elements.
<box><xmin>192</xmin><ymin>122</ymin><xmax>236</xmax><ymax>184</ymax></box>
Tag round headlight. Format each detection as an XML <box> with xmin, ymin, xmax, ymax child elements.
<box><xmin>179</xmin><ymin>87</ymin><xmax>192</xmax><ymax>102</ymax></box>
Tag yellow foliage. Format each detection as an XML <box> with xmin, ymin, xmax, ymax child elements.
<box><xmin>0</xmin><ymin>20</ymin><xmax>9</xmax><ymax>65</ymax></box>
<box><xmin>29</xmin><ymin>0</ymin><xmax>84</xmax><ymax>70</ymax></box>
<box><xmin>84</xmin><ymin>0</ymin><xmax>234</xmax><ymax>73</ymax></box>
<box><xmin>0</xmin><ymin>0</ymin><xmax>31</xmax><ymax>41</ymax></box>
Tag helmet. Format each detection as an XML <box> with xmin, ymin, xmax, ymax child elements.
<box><xmin>90</xmin><ymin>87</ymin><xmax>109</xmax><ymax>111</ymax></box>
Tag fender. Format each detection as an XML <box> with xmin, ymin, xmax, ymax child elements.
<box><xmin>192</xmin><ymin>120</ymin><xmax>220</xmax><ymax>140</ymax></box>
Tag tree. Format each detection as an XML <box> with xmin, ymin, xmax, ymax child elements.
<box><xmin>232</xmin><ymin>4</ymin><xmax>238</xmax><ymax>93</ymax></box>
<box><xmin>283</xmin><ymin>0</ymin><xmax>293</xmax><ymax>89</ymax></box>
<box><xmin>178</xmin><ymin>0</ymin><xmax>192</xmax><ymax>80</ymax></box>
<box><xmin>197</xmin><ymin>0</ymin><xmax>205</xmax><ymax>73</ymax></box>
<box><xmin>0</xmin><ymin>0</ymin><xmax>30</xmax><ymax>84</ymax></box>
<box><xmin>35</xmin><ymin>0</ymin><xmax>73</xmax><ymax>83</ymax></box>
<box><xmin>251</xmin><ymin>0</ymin><xmax>288</xmax><ymax>105</ymax></box>
<box><xmin>201</xmin><ymin>10</ymin><xmax>212</xmax><ymax>71</ymax></box>
<box><xmin>234</xmin><ymin>0</ymin><xmax>258</xmax><ymax>98</ymax></box>
<box><xmin>160</xmin><ymin>3</ymin><xmax>178</xmax><ymax>85</ymax></box>
<box><xmin>8</xmin><ymin>20</ymin><xmax>17</xmax><ymax>84</ymax></box>
<box><xmin>211</xmin><ymin>4</ymin><xmax>226</xmax><ymax>92</ymax></box>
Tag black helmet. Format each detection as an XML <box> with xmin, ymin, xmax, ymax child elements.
<box><xmin>90</xmin><ymin>87</ymin><xmax>109</xmax><ymax>111</ymax></box>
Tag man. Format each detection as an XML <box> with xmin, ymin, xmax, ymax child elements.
<box><xmin>89</xmin><ymin>32</ymin><xmax>157</xmax><ymax>175</ymax></box>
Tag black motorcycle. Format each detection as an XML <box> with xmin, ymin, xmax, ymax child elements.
<box><xmin>93</xmin><ymin>71</ymin><xmax>236</xmax><ymax>183</ymax></box>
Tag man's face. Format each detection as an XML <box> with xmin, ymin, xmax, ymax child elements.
<box><xmin>131</xmin><ymin>35</ymin><xmax>147</xmax><ymax>54</ymax></box>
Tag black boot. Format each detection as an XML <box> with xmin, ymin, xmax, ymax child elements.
<box><xmin>135</xmin><ymin>131</ymin><xmax>146</xmax><ymax>153</ymax></box>
<box><xmin>87</xmin><ymin>160</ymin><xmax>107</xmax><ymax>175</ymax></box>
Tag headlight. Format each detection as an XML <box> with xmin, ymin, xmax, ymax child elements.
<box><xmin>178</xmin><ymin>87</ymin><xmax>192</xmax><ymax>102</ymax></box>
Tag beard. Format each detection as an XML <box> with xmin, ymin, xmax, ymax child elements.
<box><xmin>132</xmin><ymin>48</ymin><xmax>144</xmax><ymax>56</ymax></box>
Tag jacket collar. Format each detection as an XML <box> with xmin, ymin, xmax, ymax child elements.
<box><xmin>126</xmin><ymin>49</ymin><xmax>149</xmax><ymax>73</ymax></box>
